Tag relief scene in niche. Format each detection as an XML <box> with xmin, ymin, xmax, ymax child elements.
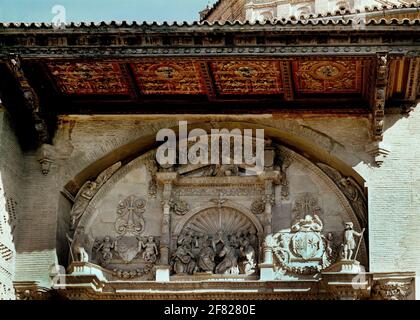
<box><xmin>66</xmin><ymin>138</ymin><xmax>368</xmax><ymax>283</ymax></box>
<box><xmin>171</xmin><ymin>207</ymin><xmax>259</xmax><ymax>276</ymax></box>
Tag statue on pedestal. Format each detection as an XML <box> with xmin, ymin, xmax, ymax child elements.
<box><xmin>342</xmin><ymin>222</ymin><xmax>365</xmax><ymax>261</ymax></box>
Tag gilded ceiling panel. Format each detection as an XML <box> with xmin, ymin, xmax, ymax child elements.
<box><xmin>131</xmin><ymin>61</ymin><xmax>207</xmax><ymax>95</ymax></box>
<box><xmin>292</xmin><ymin>60</ymin><xmax>363</xmax><ymax>94</ymax></box>
<box><xmin>47</xmin><ymin>62</ymin><xmax>130</xmax><ymax>95</ymax></box>
<box><xmin>210</xmin><ymin>61</ymin><xmax>283</xmax><ymax>95</ymax></box>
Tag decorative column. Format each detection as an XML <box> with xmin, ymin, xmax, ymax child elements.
<box><xmin>155</xmin><ymin>172</ymin><xmax>178</xmax><ymax>282</ymax></box>
<box><xmin>257</xmin><ymin>170</ymin><xmax>279</xmax><ymax>281</ymax></box>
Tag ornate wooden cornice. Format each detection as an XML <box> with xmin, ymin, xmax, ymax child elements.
<box><xmin>5</xmin><ymin>55</ymin><xmax>50</xmax><ymax>144</ymax></box>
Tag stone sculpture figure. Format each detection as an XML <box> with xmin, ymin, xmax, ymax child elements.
<box><xmin>291</xmin><ymin>214</ymin><xmax>323</xmax><ymax>232</ymax></box>
<box><xmin>66</xmin><ymin>233</ymin><xmax>89</xmax><ymax>263</ymax></box>
<box><xmin>96</xmin><ymin>236</ymin><xmax>115</xmax><ymax>264</ymax></box>
<box><xmin>177</xmin><ymin>230</ymin><xmax>194</xmax><ymax>248</ymax></box>
<box><xmin>342</xmin><ymin>222</ymin><xmax>364</xmax><ymax>260</ymax></box>
<box><xmin>215</xmin><ymin>244</ymin><xmax>239</xmax><ymax>275</ymax></box>
<box><xmin>139</xmin><ymin>236</ymin><xmax>159</xmax><ymax>263</ymax></box>
<box><xmin>197</xmin><ymin>240</ymin><xmax>216</xmax><ymax>272</ymax></box>
<box><xmin>339</xmin><ymin>177</ymin><xmax>368</xmax><ymax>226</ymax></box>
<box><xmin>239</xmin><ymin>237</ymin><xmax>256</xmax><ymax>275</ymax></box>
<box><xmin>212</xmin><ymin>230</ymin><xmax>227</xmax><ymax>252</ymax></box>
<box><xmin>70</xmin><ymin>182</ymin><xmax>97</xmax><ymax>227</ymax></box>
<box><xmin>70</xmin><ymin>162</ymin><xmax>121</xmax><ymax>228</ymax></box>
<box><xmin>172</xmin><ymin>244</ymin><xmax>197</xmax><ymax>275</ymax></box>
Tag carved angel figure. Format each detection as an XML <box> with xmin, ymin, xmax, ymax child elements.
<box><xmin>96</xmin><ymin>236</ymin><xmax>116</xmax><ymax>264</ymax></box>
<box><xmin>139</xmin><ymin>236</ymin><xmax>159</xmax><ymax>263</ymax></box>
<box><xmin>70</xmin><ymin>162</ymin><xmax>121</xmax><ymax>228</ymax></box>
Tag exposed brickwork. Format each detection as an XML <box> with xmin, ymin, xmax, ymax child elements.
<box><xmin>356</xmin><ymin>104</ymin><xmax>420</xmax><ymax>299</ymax></box>
<box><xmin>204</xmin><ymin>0</ymin><xmax>246</xmax><ymax>22</ymax></box>
<box><xmin>0</xmin><ymin>109</ymin><xmax>20</xmax><ymax>300</ymax></box>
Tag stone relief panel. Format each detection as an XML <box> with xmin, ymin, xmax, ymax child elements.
<box><xmin>69</xmin><ymin>162</ymin><xmax>163</xmax><ymax>280</ymax></box>
<box><xmin>270</xmin><ymin>147</ymin><xmax>367</xmax><ymax>267</ymax></box>
<box><xmin>171</xmin><ymin>207</ymin><xmax>259</xmax><ymax>276</ymax></box>
<box><xmin>65</xmin><ymin>141</ymin><xmax>367</xmax><ymax>281</ymax></box>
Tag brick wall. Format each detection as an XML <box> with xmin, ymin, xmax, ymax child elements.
<box><xmin>0</xmin><ymin>108</ymin><xmax>21</xmax><ymax>300</ymax></box>
<box><xmin>356</xmin><ymin>104</ymin><xmax>420</xmax><ymax>299</ymax></box>
<box><xmin>205</xmin><ymin>0</ymin><xmax>246</xmax><ymax>22</ymax></box>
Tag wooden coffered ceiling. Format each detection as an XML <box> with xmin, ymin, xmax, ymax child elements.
<box><xmin>0</xmin><ymin>18</ymin><xmax>419</xmax><ymax>147</ymax></box>
<box><xmin>14</xmin><ymin>56</ymin><xmax>416</xmax><ymax>110</ymax></box>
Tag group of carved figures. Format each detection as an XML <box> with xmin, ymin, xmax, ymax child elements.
<box><xmin>95</xmin><ymin>236</ymin><xmax>159</xmax><ymax>266</ymax></box>
<box><xmin>171</xmin><ymin>229</ymin><xmax>258</xmax><ymax>276</ymax></box>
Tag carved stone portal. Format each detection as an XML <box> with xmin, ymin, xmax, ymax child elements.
<box><xmin>171</xmin><ymin>207</ymin><xmax>259</xmax><ymax>276</ymax></box>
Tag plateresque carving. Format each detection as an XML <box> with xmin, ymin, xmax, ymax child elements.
<box><xmin>115</xmin><ymin>195</ymin><xmax>146</xmax><ymax>236</ymax></box>
<box><xmin>171</xmin><ymin>207</ymin><xmax>259</xmax><ymax>276</ymax></box>
<box><xmin>70</xmin><ymin>162</ymin><xmax>122</xmax><ymax>228</ymax></box>
<box><xmin>317</xmin><ymin>163</ymin><xmax>367</xmax><ymax>227</ymax></box>
<box><xmin>266</xmin><ymin>212</ymin><xmax>339</xmax><ymax>277</ymax></box>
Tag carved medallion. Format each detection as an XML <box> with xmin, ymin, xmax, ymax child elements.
<box><xmin>131</xmin><ymin>61</ymin><xmax>206</xmax><ymax>95</ymax></box>
<box><xmin>293</xmin><ymin>60</ymin><xmax>362</xmax><ymax>93</ymax></box>
<box><xmin>210</xmin><ymin>61</ymin><xmax>283</xmax><ymax>95</ymax></box>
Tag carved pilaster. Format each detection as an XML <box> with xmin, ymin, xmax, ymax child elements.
<box><xmin>258</xmin><ymin>171</ymin><xmax>278</xmax><ymax>235</ymax></box>
<box><xmin>156</xmin><ymin>172</ymin><xmax>178</xmax><ymax>268</ymax></box>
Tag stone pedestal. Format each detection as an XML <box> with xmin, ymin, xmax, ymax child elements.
<box><xmin>322</xmin><ymin>260</ymin><xmax>370</xmax><ymax>300</ymax></box>
<box><xmin>323</xmin><ymin>260</ymin><xmax>365</xmax><ymax>274</ymax></box>
<box><xmin>155</xmin><ymin>265</ymin><xmax>171</xmax><ymax>282</ymax></box>
<box><xmin>67</xmin><ymin>262</ymin><xmax>106</xmax><ymax>281</ymax></box>
<box><xmin>259</xmin><ymin>263</ymin><xmax>275</xmax><ymax>281</ymax></box>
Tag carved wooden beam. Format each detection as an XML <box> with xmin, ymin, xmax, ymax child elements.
<box><xmin>372</xmin><ymin>52</ymin><xmax>389</xmax><ymax>142</ymax></box>
<box><xmin>364</xmin><ymin>53</ymin><xmax>392</xmax><ymax>166</ymax></box>
<box><xmin>279</xmin><ymin>61</ymin><xmax>294</xmax><ymax>101</ymax></box>
<box><xmin>6</xmin><ymin>55</ymin><xmax>50</xmax><ymax>145</ymax></box>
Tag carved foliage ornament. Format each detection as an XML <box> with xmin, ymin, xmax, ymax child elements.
<box><xmin>115</xmin><ymin>195</ymin><xmax>146</xmax><ymax>236</ymax></box>
<box><xmin>372</xmin><ymin>279</ymin><xmax>413</xmax><ymax>300</ymax></box>
<box><xmin>131</xmin><ymin>61</ymin><xmax>207</xmax><ymax>95</ymax></box>
<box><xmin>293</xmin><ymin>60</ymin><xmax>362</xmax><ymax>94</ymax></box>
<box><xmin>210</xmin><ymin>60</ymin><xmax>283</xmax><ymax>95</ymax></box>
<box><xmin>48</xmin><ymin>62</ymin><xmax>130</xmax><ymax>95</ymax></box>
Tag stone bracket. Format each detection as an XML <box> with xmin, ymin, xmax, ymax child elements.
<box><xmin>365</xmin><ymin>141</ymin><xmax>391</xmax><ymax>167</ymax></box>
